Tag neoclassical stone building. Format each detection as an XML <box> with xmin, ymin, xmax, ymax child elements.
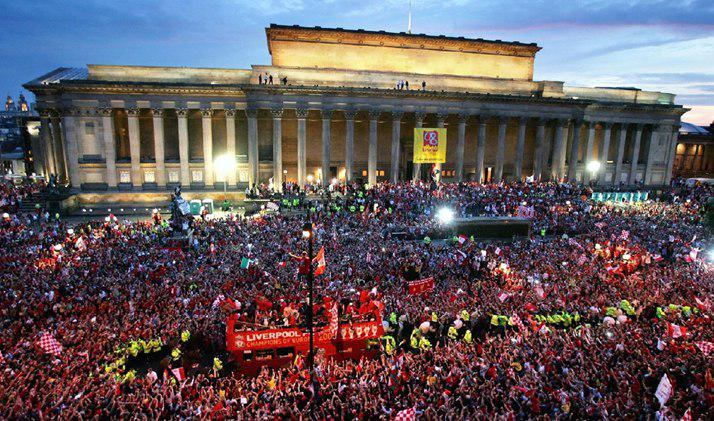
<box><xmin>25</xmin><ymin>24</ymin><xmax>687</xmax><ymax>197</ymax></box>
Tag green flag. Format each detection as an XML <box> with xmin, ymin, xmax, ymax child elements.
<box><xmin>240</xmin><ymin>257</ymin><xmax>252</xmax><ymax>269</ymax></box>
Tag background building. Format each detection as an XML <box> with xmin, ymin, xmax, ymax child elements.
<box><xmin>673</xmin><ymin>122</ymin><xmax>713</xmax><ymax>179</ymax></box>
<box><xmin>24</xmin><ymin>24</ymin><xmax>688</xmax><ymax>202</ymax></box>
<box><xmin>1</xmin><ymin>94</ymin><xmax>42</xmax><ymax>177</ymax></box>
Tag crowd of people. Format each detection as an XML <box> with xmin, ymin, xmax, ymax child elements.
<box><xmin>0</xmin><ymin>178</ymin><xmax>712</xmax><ymax>419</ymax></box>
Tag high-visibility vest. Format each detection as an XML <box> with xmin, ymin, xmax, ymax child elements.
<box><xmin>382</xmin><ymin>335</ymin><xmax>396</xmax><ymax>355</ymax></box>
<box><xmin>181</xmin><ymin>330</ymin><xmax>190</xmax><ymax>342</ymax></box>
<box><xmin>213</xmin><ymin>357</ymin><xmax>223</xmax><ymax>371</ymax></box>
<box><xmin>171</xmin><ymin>348</ymin><xmax>181</xmax><ymax>361</ymax></box>
<box><xmin>464</xmin><ymin>330</ymin><xmax>472</xmax><ymax>343</ymax></box>
<box><xmin>418</xmin><ymin>337</ymin><xmax>432</xmax><ymax>351</ymax></box>
<box><xmin>431</xmin><ymin>312</ymin><xmax>438</xmax><ymax>322</ymax></box>
<box><xmin>490</xmin><ymin>315</ymin><xmax>500</xmax><ymax>326</ymax></box>
<box><xmin>448</xmin><ymin>326</ymin><xmax>458</xmax><ymax>339</ymax></box>
<box><xmin>656</xmin><ymin>307</ymin><xmax>666</xmax><ymax>318</ymax></box>
<box><xmin>460</xmin><ymin>310</ymin><xmax>470</xmax><ymax>322</ymax></box>
<box><xmin>410</xmin><ymin>329</ymin><xmax>420</xmax><ymax>349</ymax></box>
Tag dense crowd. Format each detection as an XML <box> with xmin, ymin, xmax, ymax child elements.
<box><xmin>0</xmin><ymin>179</ymin><xmax>712</xmax><ymax>419</ymax></box>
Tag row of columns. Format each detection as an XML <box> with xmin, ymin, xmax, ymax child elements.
<box><xmin>39</xmin><ymin>106</ymin><xmax>679</xmax><ymax>190</ymax></box>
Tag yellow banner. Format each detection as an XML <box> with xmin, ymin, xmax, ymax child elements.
<box><xmin>413</xmin><ymin>128</ymin><xmax>447</xmax><ymax>163</ymax></box>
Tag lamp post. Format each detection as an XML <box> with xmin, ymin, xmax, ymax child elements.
<box><xmin>301</xmin><ymin>212</ymin><xmax>315</xmax><ymax>389</ymax></box>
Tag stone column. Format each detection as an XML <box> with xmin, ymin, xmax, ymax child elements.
<box><xmin>390</xmin><ymin>110</ymin><xmax>403</xmax><ymax>183</ymax></box>
<box><xmin>295</xmin><ymin>107</ymin><xmax>308</xmax><ymax>187</ymax></box>
<box><xmin>628</xmin><ymin>124</ymin><xmax>643</xmax><ymax>185</ymax></box>
<box><xmin>176</xmin><ymin>108</ymin><xmax>191</xmax><ymax>187</ymax></box>
<box><xmin>455</xmin><ymin>113</ymin><xmax>467</xmax><ymax>182</ymax></box>
<box><xmin>39</xmin><ymin>110</ymin><xmax>56</xmax><ymax>176</ymax></box>
<box><xmin>246</xmin><ymin>108</ymin><xmax>260</xmax><ymax>188</ymax></box>
<box><xmin>225</xmin><ymin>109</ymin><xmax>237</xmax><ymax>187</ymax></box>
<box><xmin>126</xmin><ymin>107</ymin><xmax>142</xmax><ymax>188</ymax></box>
<box><xmin>344</xmin><ymin>110</ymin><xmax>356</xmax><ymax>183</ymax></box>
<box><xmin>201</xmin><ymin>108</ymin><xmax>214</xmax><ymax>187</ymax></box>
<box><xmin>567</xmin><ymin>120</ymin><xmax>582</xmax><ymax>182</ymax></box>
<box><xmin>533</xmin><ymin>118</ymin><xmax>546</xmax><ymax>181</ymax></box>
<box><xmin>550</xmin><ymin>119</ymin><xmax>566</xmax><ymax>180</ymax></box>
<box><xmin>644</xmin><ymin>125</ymin><xmax>659</xmax><ymax>185</ymax></box>
<box><xmin>475</xmin><ymin>115</ymin><xmax>488</xmax><ymax>183</ymax></box>
<box><xmin>51</xmin><ymin>111</ymin><xmax>68</xmax><ymax>184</ymax></box>
<box><xmin>412</xmin><ymin>111</ymin><xmax>425</xmax><ymax>181</ymax></box>
<box><xmin>368</xmin><ymin>110</ymin><xmax>380</xmax><ymax>187</ymax></box>
<box><xmin>151</xmin><ymin>108</ymin><xmax>166</xmax><ymax>187</ymax></box>
<box><xmin>494</xmin><ymin>116</ymin><xmax>508</xmax><ymax>182</ymax></box>
<box><xmin>514</xmin><ymin>117</ymin><xmax>527</xmax><ymax>181</ymax></box>
<box><xmin>664</xmin><ymin>125</ymin><xmax>680</xmax><ymax>185</ymax></box>
<box><xmin>613</xmin><ymin>124</ymin><xmax>627</xmax><ymax>185</ymax></box>
<box><xmin>61</xmin><ymin>108</ymin><xmax>81</xmax><ymax>189</ymax></box>
<box><xmin>321</xmin><ymin>109</ymin><xmax>332</xmax><ymax>186</ymax></box>
<box><xmin>598</xmin><ymin>122</ymin><xmax>613</xmax><ymax>183</ymax></box>
<box><xmin>583</xmin><ymin>122</ymin><xmax>597</xmax><ymax>182</ymax></box>
<box><xmin>99</xmin><ymin>107</ymin><xmax>117</xmax><ymax>188</ymax></box>
<box><xmin>270</xmin><ymin>109</ymin><xmax>283</xmax><ymax>192</ymax></box>
<box><xmin>434</xmin><ymin>113</ymin><xmax>446</xmax><ymax>182</ymax></box>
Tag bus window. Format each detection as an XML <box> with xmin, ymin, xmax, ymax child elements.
<box><xmin>256</xmin><ymin>350</ymin><xmax>273</xmax><ymax>361</ymax></box>
<box><xmin>276</xmin><ymin>347</ymin><xmax>295</xmax><ymax>358</ymax></box>
<box><xmin>243</xmin><ymin>351</ymin><xmax>253</xmax><ymax>361</ymax></box>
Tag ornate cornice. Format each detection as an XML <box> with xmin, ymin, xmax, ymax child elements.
<box><xmin>200</xmin><ymin>108</ymin><xmax>214</xmax><ymax>118</ymax></box>
<box><xmin>150</xmin><ymin>108</ymin><xmax>164</xmax><ymax>117</ymax></box>
<box><xmin>270</xmin><ymin>108</ymin><xmax>284</xmax><ymax>119</ymax></box>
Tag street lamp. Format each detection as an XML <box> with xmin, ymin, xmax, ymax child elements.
<box><xmin>301</xmin><ymin>215</ymin><xmax>315</xmax><ymax>391</ymax></box>
<box><xmin>214</xmin><ymin>154</ymin><xmax>236</xmax><ymax>208</ymax></box>
<box><xmin>587</xmin><ymin>160</ymin><xmax>601</xmax><ymax>183</ymax></box>
<box><xmin>436</xmin><ymin>207</ymin><xmax>455</xmax><ymax>225</ymax></box>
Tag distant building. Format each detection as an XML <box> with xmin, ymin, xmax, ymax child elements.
<box><xmin>673</xmin><ymin>121</ymin><xmax>713</xmax><ymax>179</ymax></box>
<box><xmin>0</xmin><ymin>94</ymin><xmax>42</xmax><ymax>177</ymax></box>
<box><xmin>24</xmin><ymin>24</ymin><xmax>687</xmax><ymax>200</ymax></box>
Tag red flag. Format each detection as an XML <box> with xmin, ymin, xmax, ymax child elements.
<box><xmin>407</xmin><ymin>277</ymin><xmax>435</xmax><ymax>295</ymax></box>
<box><xmin>395</xmin><ymin>407</ymin><xmax>416</xmax><ymax>421</ymax></box>
<box><xmin>313</xmin><ymin>246</ymin><xmax>326</xmax><ymax>276</ymax></box>
<box><xmin>498</xmin><ymin>292</ymin><xmax>510</xmax><ymax>303</ymax></box>
<box><xmin>681</xmin><ymin>408</ymin><xmax>692</xmax><ymax>421</ymax></box>
<box><xmin>667</xmin><ymin>323</ymin><xmax>687</xmax><ymax>339</ymax></box>
<box><xmin>171</xmin><ymin>367</ymin><xmax>186</xmax><ymax>381</ymax></box>
<box><xmin>37</xmin><ymin>332</ymin><xmax>63</xmax><ymax>356</ymax></box>
<box><xmin>695</xmin><ymin>341</ymin><xmax>713</xmax><ymax>356</ymax></box>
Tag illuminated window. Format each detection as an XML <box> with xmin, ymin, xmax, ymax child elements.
<box><xmin>378</xmin><ymin>170</ymin><xmax>385</xmax><ymax>176</ymax></box>
<box><xmin>362</xmin><ymin>170</ymin><xmax>367</xmax><ymax>176</ymax></box>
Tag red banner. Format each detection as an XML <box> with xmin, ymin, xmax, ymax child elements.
<box><xmin>408</xmin><ymin>277</ymin><xmax>435</xmax><ymax>295</ymax></box>
<box><xmin>228</xmin><ymin>306</ymin><xmax>341</xmax><ymax>351</ymax></box>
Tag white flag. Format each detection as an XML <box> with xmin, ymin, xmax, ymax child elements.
<box><xmin>655</xmin><ymin>374</ymin><xmax>672</xmax><ymax>407</ymax></box>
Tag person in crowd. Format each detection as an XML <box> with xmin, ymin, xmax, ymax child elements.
<box><xmin>0</xmin><ymin>177</ymin><xmax>711</xmax><ymax>419</ymax></box>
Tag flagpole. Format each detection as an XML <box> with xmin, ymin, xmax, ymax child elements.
<box><xmin>302</xmin><ymin>208</ymin><xmax>315</xmax><ymax>399</ymax></box>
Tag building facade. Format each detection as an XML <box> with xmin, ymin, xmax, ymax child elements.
<box><xmin>24</xmin><ymin>24</ymin><xmax>688</xmax><ymax>197</ymax></box>
<box><xmin>1</xmin><ymin>95</ymin><xmax>42</xmax><ymax>177</ymax></box>
<box><xmin>673</xmin><ymin>122</ymin><xmax>713</xmax><ymax>179</ymax></box>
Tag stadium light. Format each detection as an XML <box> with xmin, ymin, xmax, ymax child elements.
<box><xmin>587</xmin><ymin>161</ymin><xmax>601</xmax><ymax>175</ymax></box>
<box><xmin>436</xmin><ymin>207</ymin><xmax>455</xmax><ymax>224</ymax></box>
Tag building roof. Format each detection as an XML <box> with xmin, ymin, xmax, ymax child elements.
<box><xmin>267</xmin><ymin>23</ymin><xmax>539</xmax><ymax>48</ymax></box>
<box><xmin>680</xmin><ymin>122</ymin><xmax>711</xmax><ymax>135</ymax></box>
<box><xmin>25</xmin><ymin>67</ymin><xmax>89</xmax><ymax>86</ymax></box>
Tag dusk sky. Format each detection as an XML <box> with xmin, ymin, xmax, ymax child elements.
<box><xmin>2</xmin><ymin>0</ymin><xmax>712</xmax><ymax>125</ymax></box>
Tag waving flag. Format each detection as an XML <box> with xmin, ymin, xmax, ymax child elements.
<box><xmin>38</xmin><ymin>332</ymin><xmax>63</xmax><ymax>356</ymax></box>
<box><xmin>171</xmin><ymin>367</ymin><xmax>186</xmax><ymax>381</ymax></box>
<box><xmin>313</xmin><ymin>246</ymin><xmax>326</xmax><ymax>276</ymax></box>
<box><xmin>655</xmin><ymin>374</ymin><xmax>672</xmax><ymax>406</ymax></box>
<box><xmin>396</xmin><ymin>407</ymin><xmax>416</xmax><ymax>421</ymax></box>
